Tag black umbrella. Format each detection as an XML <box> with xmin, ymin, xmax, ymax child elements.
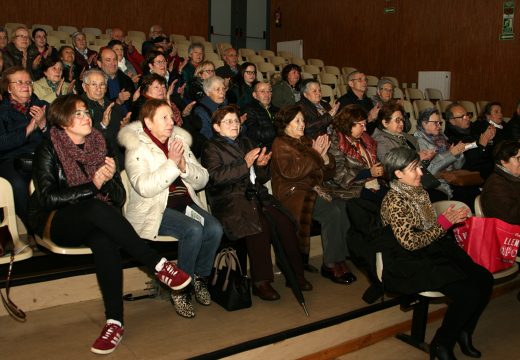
<box><xmin>263</xmin><ymin>209</ymin><xmax>309</xmax><ymax>317</ymax></box>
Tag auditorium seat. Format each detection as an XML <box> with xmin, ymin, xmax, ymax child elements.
<box><xmin>405</xmin><ymin>87</ymin><xmax>424</xmax><ymax>101</ymax></box>
<box><xmin>57</xmin><ymin>25</ymin><xmax>78</xmax><ymax>34</ymax></box>
<box><xmin>82</xmin><ymin>27</ymin><xmax>102</xmax><ymax>37</ymax></box>
<box><xmin>277</xmin><ymin>50</ymin><xmax>293</xmax><ymax>59</ymax></box>
<box><xmin>290</xmin><ymin>57</ymin><xmax>306</xmax><ymax>67</ymax></box>
<box><xmin>127</xmin><ymin>30</ymin><xmax>146</xmax><ymax>41</ymax></box>
<box><xmin>246</xmin><ymin>54</ymin><xmax>265</xmax><ymax>64</ymax></box>
<box><xmin>436</xmin><ymin>100</ymin><xmax>453</xmax><ymax>119</ymax></box>
<box><xmin>268</xmin><ymin>56</ymin><xmax>287</xmax><ymax>71</ymax></box>
<box><xmin>476</xmin><ymin>101</ymin><xmax>490</xmax><ymax>116</ymax></box>
<box><xmin>239</xmin><ymin>48</ymin><xmax>256</xmax><ymax>61</ymax></box>
<box><xmin>365</xmin><ymin>75</ymin><xmax>379</xmax><ymax>87</ymax></box>
<box><xmin>424</xmin><ymin>88</ymin><xmax>444</xmax><ymax>102</ymax></box>
<box><xmin>32</xmin><ymin>24</ymin><xmax>53</xmax><ymax>33</ymax></box>
<box><xmin>257</xmin><ymin>62</ymin><xmax>277</xmax><ymax>81</ymax></box>
<box><xmin>307</xmin><ymin>58</ymin><xmax>324</xmax><ymax>70</ymax></box>
<box><xmin>170</xmin><ymin>34</ymin><xmax>187</xmax><ymax>43</ymax></box>
<box><xmin>258</xmin><ymin>49</ymin><xmax>275</xmax><ymax>60</ymax></box>
<box><xmin>204</xmin><ymin>52</ymin><xmax>221</xmax><ymax>63</ymax></box>
<box><xmin>413</xmin><ymin>99</ymin><xmax>435</xmax><ymax>119</ymax></box>
<box><xmin>341</xmin><ymin>66</ymin><xmax>357</xmax><ymax>76</ymax></box>
<box><xmin>190</xmin><ymin>35</ymin><xmax>206</xmax><ymax>44</ymax></box>
<box><xmin>49</xmin><ymin>30</ymin><xmax>71</xmax><ymax>45</ymax></box>
<box><xmin>302</xmin><ymin>64</ymin><xmax>320</xmax><ymax>79</ymax></box>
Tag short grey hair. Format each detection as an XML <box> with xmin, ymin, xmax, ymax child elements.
<box><xmin>188</xmin><ymin>42</ymin><xmax>205</xmax><ymax>55</ymax></box>
<box><xmin>347</xmin><ymin>70</ymin><xmax>363</xmax><ymax>82</ymax></box>
<box><xmin>383</xmin><ymin>147</ymin><xmax>420</xmax><ymax>181</ymax></box>
<box><xmin>203</xmin><ymin>76</ymin><xmax>225</xmax><ymax>95</ymax></box>
<box><xmin>300</xmin><ymin>79</ymin><xmax>320</xmax><ymax>97</ymax></box>
<box><xmin>377</xmin><ymin>78</ymin><xmax>394</xmax><ymax>90</ymax></box>
<box><xmin>83</xmin><ymin>69</ymin><xmax>108</xmax><ymax>84</ymax></box>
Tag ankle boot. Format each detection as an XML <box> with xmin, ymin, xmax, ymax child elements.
<box><xmin>193</xmin><ymin>276</ymin><xmax>211</xmax><ymax>306</ymax></box>
<box><xmin>301</xmin><ymin>253</ymin><xmax>319</xmax><ymax>273</ymax></box>
<box><xmin>429</xmin><ymin>342</ymin><xmax>457</xmax><ymax>360</ymax></box>
<box><xmin>457</xmin><ymin>331</ymin><xmax>481</xmax><ymax>358</ymax></box>
<box><xmin>170</xmin><ymin>288</ymin><xmax>195</xmax><ymax>318</ymax></box>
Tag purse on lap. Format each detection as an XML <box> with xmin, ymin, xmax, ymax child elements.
<box><xmin>439</xmin><ymin>169</ymin><xmax>484</xmax><ymax>186</ymax></box>
<box><xmin>209</xmin><ymin>247</ymin><xmax>251</xmax><ymax>311</ymax></box>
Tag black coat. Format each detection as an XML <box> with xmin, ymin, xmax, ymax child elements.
<box><xmin>338</xmin><ymin>89</ymin><xmax>376</xmax><ymax>134</ymax></box>
<box><xmin>201</xmin><ymin>134</ymin><xmax>272</xmax><ymax>240</ymax></box>
<box><xmin>504</xmin><ymin>115</ymin><xmax>520</xmax><ymax>141</ymax></box>
<box><xmin>297</xmin><ymin>96</ymin><xmax>333</xmax><ymax>139</ymax></box>
<box><xmin>242</xmin><ymin>99</ymin><xmax>278</xmax><ymax>150</ymax></box>
<box><xmin>28</xmin><ymin>137</ymin><xmax>125</xmax><ymax>237</ymax></box>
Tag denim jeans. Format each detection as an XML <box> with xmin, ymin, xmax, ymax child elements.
<box><xmin>159</xmin><ymin>204</ymin><xmax>222</xmax><ymax>277</ymax></box>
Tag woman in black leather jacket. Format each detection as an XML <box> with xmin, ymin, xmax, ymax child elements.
<box><xmin>28</xmin><ymin>94</ymin><xmax>191</xmax><ymax>355</ymax></box>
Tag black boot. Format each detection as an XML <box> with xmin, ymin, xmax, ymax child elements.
<box><xmin>457</xmin><ymin>331</ymin><xmax>481</xmax><ymax>358</ymax></box>
<box><xmin>429</xmin><ymin>342</ymin><xmax>457</xmax><ymax>360</ymax></box>
<box><xmin>301</xmin><ymin>253</ymin><xmax>318</xmax><ymax>273</ymax></box>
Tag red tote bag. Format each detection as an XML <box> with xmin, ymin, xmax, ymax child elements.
<box><xmin>453</xmin><ymin>216</ymin><xmax>519</xmax><ymax>273</ymax></box>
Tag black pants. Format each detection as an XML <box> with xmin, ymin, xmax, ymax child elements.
<box><xmin>51</xmin><ymin>199</ymin><xmax>162</xmax><ymax>323</ymax></box>
<box><xmin>243</xmin><ymin>205</ymin><xmax>304</xmax><ymax>283</ymax></box>
<box><xmin>0</xmin><ymin>159</ymin><xmax>32</xmax><ymax>231</ymax></box>
<box><xmin>434</xmin><ymin>246</ymin><xmax>493</xmax><ymax>348</ymax></box>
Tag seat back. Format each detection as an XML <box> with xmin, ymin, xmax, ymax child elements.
<box><xmin>437</xmin><ymin>100</ymin><xmax>453</xmax><ymax>119</ymax></box>
<box><xmin>341</xmin><ymin>66</ymin><xmax>357</xmax><ymax>76</ymax></box>
<box><xmin>302</xmin><ymin>64</ymin><xmax>320</xmax><ymax>78</ymax></box>
<box><xmin>393</xmin><ymin>87</ymin><xmax>404</xmax><ymax>100</ymax></box>
<box><xmin>82</xmin><ymin>27</ymin><xmax>102</xmax><ymax>36</ymax></box>
<box><xmin>239</xmin><ymin>48</ymin><xmax>255</xmax><ymax>60</ymax></box>
<box><xmin>257</xmin><ymin>62</ymin><xmax>276</xmax><ymax>81</ymax></box>
<box><xmin>57</xmin><ymin>25</ymin><xmax>78</xmax><ymax>34</ymax></box>
<box><xmin>405</xmin><ymin>87</ymin><xmax>424</xmax><ymax>101</ymax></box>
<box><xmin>0</xmin><ymin>177</ymin><xmax>33</xmax><ymax>264</ymax></box>
<box><xmin>424</xmin><ymin>88</ymin><xmax>444</xmax><ymax>102</ymax></box>
<box><xmin>277</xmin><ymin>50</ymin><xmax>293</xmax><ymax>59</ymax></box>
<box><xmin>190</xmin><ymin>35</ymin><xmax>206</xmax><ymax>44</ymax></box>
<box><xmin>307</xmin><ymin>58</ymin><xmax>324</xmax><ymax>69</ymax></box>
<box><xmin>171</xmin><ymin>34</ymin><xmax>187</xmax><ymax>43</ymax></box>
<box><xmin>476</xmin><ymin>101</ymin><xmax>490</xmax><ymax>115</ymax></box>
<box><xmin>458</xmin><ymin>100</ymin><xmax>478</xmax><ymax>122</ymax></box>
<box><xmin>366</xmin><ymin>86</ymin><xmax>377</xmax><ymax>98</ymax></box>
<box><xmin>413</xmin><ymin>99</ymin><xmax>435</xmax><ymax>119</ymax></box>
<box><xmin>258</xmin><ymin>49</ymin><xmax>275</xmax><ymax>59</ymax></box>
<box><xmin>320</xmin><ymin>84</ymin><xmax>335</xmax><ymax>106</ymax></box>
<box><xmin>474</xmin><ymin>195</ymin><xmax>484</xmax><ymax>217</ymax></box>
<box><xmin>204</xmin><ymin>52</ymin><xmax>221</xmax><ymax>63</ymax></box>
<box><xmin>127</xmin><ymin>30</ymin><xmax>146</xmax><ymax>41</ymax></box>
<box><xmin>290</xmin><ymin>57</ymin><xmax>306</xmax><ymax>67</ymax></box>
<box><xmin>366</xmin><ymin>75</ymin><xmax>379</xmax><ymax>87</ymax></box>
<box><xmin>32</xmin><ymin>24</ymin><xmax>54</xmax><ymax>33</ymax></box>
<box><xmin>246</xmin><ymin>54</ymin><xmax>265</xmax><ymax>64</ymax></box>
<box><xmin>268</xmin><ymin>56</ymin><xmax>287</xmax><ymax>71</ymax></box>
<box><xmin>432</xmin><ymin>200</ymin><xmax>472</xmax><ymax>217</ymax></box>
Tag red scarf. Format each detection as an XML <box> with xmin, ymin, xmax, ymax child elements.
<box><xmin>50</xmin><ymin>127</ymin><xmax>108</xmax><ymax>200</ymax></box>
<box><xmin>337</xmin><ymin>131</ymin><xmax>378</xmax><ymax>167</ymax></box>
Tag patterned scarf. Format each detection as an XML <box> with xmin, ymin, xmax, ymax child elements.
<box><xmin>337</xmin><ymin>131</ymin><xmax>377</xmax><ymax>167</ymax></box>
<box><xmin>418</xmin><ymin>129</ymin><xmax>450</xmax><ymax>153</ymax></box>
<box><xmin>50</xmin><ymin>127</ymin><xmax>107</xmax><ymax>201</ymax></box>
<box><xmin>390</xmin><ymin>180</ymin><xmax>437</xmax><ymax>230</ymax></box>
<box><xmin>9</xmin><ymin>95</ymin><xmax>31</xmax><ymax>115</ymax></box>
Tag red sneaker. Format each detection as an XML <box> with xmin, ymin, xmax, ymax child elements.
<box><xmin>91</xmin><ymin>321</ymin><xmax>124</xmax><ymax>355</ymax></box>
<box><xmin>156</xmin><ymin>261</ymin><xmax>191</xmax><ymax>290</ymax></box>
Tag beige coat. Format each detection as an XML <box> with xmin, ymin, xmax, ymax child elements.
<box><xmin>118</xmin><ymin>121</ymin><xmax>209</xmax><ymax>240</ymax></box>
<box><xmin>33</xmin><ymin>78</ymin><xmax>71</xmax><ymax>103</ymax></box>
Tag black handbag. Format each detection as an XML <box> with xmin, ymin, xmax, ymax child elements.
<box><xmin>420</xmin><ymin>160</ymin><xmax>441</xmax><ymax>189</ymax></box>
<box><xmin>13</xmin><ymin>153</ymin><xmax>35</xmax><ymax>175</ymax></box>
<box><xmin>0</xmin><ymin>225</ymin><xmax>26</xmax><ymax>321</ymax></box>
<box><xmin>209</xmin><ymin>247</ymin><xmax>251</xmax><ymax>311</ymax></box>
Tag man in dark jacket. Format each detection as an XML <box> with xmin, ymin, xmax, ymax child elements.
<box><xmin>97</xmin><ymin>48</ymin><xmax>135</xmax><ymax>114</ymax></box>
<box><xmin>337</xmin><ymin>70</ymin><xmax>380</xmax><ymax>134</ymax></box>
<box><xmin>243</xmin><ymin>82</ymin><xmax>279</xmax><ymax>150</ymax></box>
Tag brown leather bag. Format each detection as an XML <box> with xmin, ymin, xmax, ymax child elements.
<box><xmin>439</xmin><ymin>169</ymin><xmax>484</xmax><ymax>186</ymax></box>
<box><xmin>0</xmin><ymin>225</ymin><xmax>26</xmax><ymax>322</ymax></box>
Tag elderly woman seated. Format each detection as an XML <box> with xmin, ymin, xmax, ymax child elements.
<box><xmin>296</xmin><ymin>79</ymin><xmax>339</xmax><ymax>139</ymax></box>
<box><xmin>372</xmin><ymin>102</ymin><xmax>447</xmax><ymax>202</ymax></box>
<box><xmin>380</xmin><ymin>147</ymin><xmax>493</xmax><ymax>360</ymax></box>
<box><xmin>0</xmin><ymin>66</ymin><xmax>48</xmax><ymax>230</ymax></box>
<box><xmin>271</xmin><ymin>63</ymin><xmax>302</xmax><ymax>109</ymax></box>
<box><xmin>30</xmin><ymin>94</ymin><xmax>191</xmax><ymax>354</ymax></box>
<box><xmin>71</xmin><ymin>31</ymin><xmax>98</xmax><ymax>73</ymax></box>
<box><xmin>107</xmin><ymin>40</ymin><xmax>139</xmax><ymax>85</ymax></box>
<box><xmin>328</xmin><ymin>104</ymin><xmax>387</xmax><ymax>203</ymax></box>
<box><xmin>186</xmin><ymin>60</ymin><xmax>215</xmax><ymax>103</ymax></box>
<box><xmin>193</xmin><ymin>76</ymin><xmax>228</xmax><ymax>140</ymax></box>
<box><xmin>414</xmin><ymin>108</ymin><xmax>468</xmax><ymax>200</ymax></box>
<box><xmin>201</xmin><ymin>105</ymin><xmax>311</xmax><ymax>301</ymax></box>
<box><xmin>271</xmin><ymin>105</ymin><xmax>356</xmax><ymax>284</ymax></box>
<box><xmin>33</xmin><ymin>58</ymin><xmax>74</xmax><ymax>103</ymax></box>
<box><xmin>481</xmin><ymin>140</ymin><xmax>520</xmax><ymax>224</ymax></box>
<box><xmin>119</xmin><ymin>99</ymin><xmax>222</xmax><ymax>318</ymax></box>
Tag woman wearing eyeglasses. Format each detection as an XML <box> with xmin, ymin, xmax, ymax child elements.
<box><xmin>201</xmin><ymin>105</ymin><xmax>311</xmax><ymax>301</ymax></box>
<box><xmin>0</xmin><ymin>66</ymin><xmax>48</xmax><ymax>231</ymax></box>
<box><xmin>187</xmin><ymin>60</ymin><xmax>215</xmax><ymax>103</ymax></box>
<box><xmin>228</xmin><ymin>62</ymin><xmax>257</xmax><ymax>108</ymax></box>
<box><xmin>414</xmin><ymin>108</ymin><xmax>466</xmax><ymax>199</ymax></box>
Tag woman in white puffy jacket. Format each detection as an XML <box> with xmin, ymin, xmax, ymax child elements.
<box><xmin>118</xmin><ymin>99</ymin><xmax>222</xmax><ymax>319</ymax></box>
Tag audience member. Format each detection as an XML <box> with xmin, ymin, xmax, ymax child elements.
<box><xmin>141</xmin><ymin>24</ymin><xmax>163</xmax><ymax>56</ymax></box>
<box><xmin>227</xmin><ymin>62</ymin><xmax>257</xmax><ymax>108</ymax></box>
<box><xmin>0</xmin><ymin>27</ymin><xmax>8</xmax><ymax>53</ymax></box>
<box><xmin>297</xmin><ymin>79</ymin><xmax>338</xmax><ymax>139</ymax></box>
<box><xmin>181</xmin><ymin>43</ymin><xmax>204</xmax><ymax>88</ymax></box>
<box><xmin>29</xmin><ymin>94</ymin><xmax>191</xmax><ymax>355</ymax></box>
<box><xmin>371</xmin><ymin>78</ymin><xmax>410</xmax><ymax>132</ymax></box>
<box><xmin>28</xmin><ymin>28</ymin><xmax>58</xmax><ymax>80</ymax></box>
<box><xmin>380</xmin><ymin>146</ymin><xmax>492</xmax><ymax>360</ymax></box>
<box><xmin>481</xmin><ymin>140</ymin><xmax>520</xmax><ymax>224</ymax></box>
<box><xmin>271</xmin><ymin>105</ymin><xmax>356</xmax><ymax>284</ymax></box>
<box><xmin>474</xmin><ymin>101</ymin><xmax>506</xmax><ymax>148</ymax></box>
<box><xmin>271</xmin><ymin>63</ymin><xmax>301</xmax><ymax>108</ymax></box>
<box><xmin>329</xmin><ymin>104</ymin><xmax>387</xmax><ymax>202</ymax></box>
<box><xmin>81</xmin><ymin>69</ymin><xmax>129</xmax><ymax>169</ymax></box>
<box><xmin>0</xmin><ymin>66</ymin><xmax>48</xmax><ymax>230</ymax></box>
<box><xmin>215</xmin><ymin>47</ymin><xmax>239</xmax><ymax>78</ymax></box>
<box><xmin>110</xmin><ymin>28</ymin><xmax>144</xmax><ymax>75</ymax></box>
<box><xmin>33</xmin><ymin>58</ymin><xmax>73</xmax><ymax>103</ymax></box>
<box><xmin>193</xmin><ymin>76</ymin><xmax>228</xmax><ymax>140</ymax></box>
<box><xmin>187</xmin><ymin>60</ymin><xmax>215</xmax><ymax>103</ymax></box>
<box><xmin>505</xmin><ymin>100</ymin><xmax>520</xmax><ymax>141</ymax></box>
<box><xmin>3</xmin><ymin>27</ymin><xmax>35</xmax><ymax>72</ymax></box>
<box><xmin>444</xmin><ymin>102</ymin><xmax>495</xmax><ymax>179</ymax></box>
<box><xmin>201</xmin><ymin>105</ymin><xmax>311</xmax><ymax>301</ymax></box>
<box><xmin>97</xmin><ymin>47</ymin><xmax>135</xmax><ymax>112</ymax></box>
<box><xmin>72</xmin><ymin>31</ymin><xmax>98</xmax><ymax>73</ymax></box>
<box><xmin>242</xmin><ymin>81</ymin><xmax>279</xmax><ymax>150</ymax></box>
<box><xmin>337</xmin><ymin>71</ymin><xmax>379</xmax><ymax>134</ymax></box>
<box><xmin>119</xmin><ymin>98</ymin><xmax>222</xmax><ymax>318</ymax></box>
<box><xmin>58</xmin><ymin>45</ymin><xmax>83</xmax><ymax>94</ymax></box>
<box><xmin>107</xmin><ymin>40</ymin><xmax>139</xmax><ymax>85</ymax></box>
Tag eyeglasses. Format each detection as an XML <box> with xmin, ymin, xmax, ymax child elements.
<box><xmin>10</xmin><ymin>80</ymin><xmax>33</xmax><ymax>86</ymax></box>
<box><xmin>380</xmin><ymin>88</ymin><xmax>393</xmax><ymax>93</ymax></box>
<box><xmin>244</xmin><ymin>70</ymin><xmax>257</xmax><ymax>75</ymax></box>
<box><xmin>390</xmin><ymin>117</ymin><xmax>404</xmax><ymax>124</ymax></box>
<box><xmin>154</xmin><ymin>60</ymin><xmax>167</xmax><ymax>65</ymax></box>
<box><xmin>74</xmin><ymin>110</ymin><xmax>91</xmax><ymax>119</ymax></box>
<box><xmin>202</xmin><ymin>69</ymin><xmax>215</xmax><ymax>74</ymax></box>
<box><xmin>354</xmin><ymin>121</ymin><xmax>367</xmax><ymax>128</ymax></box>
<box><xmin>451</xmin><ymin>112</ymin><xmax>473</xmax><ymax>120</ymax></box>
<box><xmin>86</xmin><ymin>82</ymin><xmax>107</xmax><ymax>88</ymax></box>
<box><xmin>351</xmin><ymin>78</ymin><xmax>367</xmax><ymax>82</ymax></box>
<box><xmin>220</xmin><ymin>119</ymin><xmax>241</xmax><ymax>126</ymax></box>
<box><xmin>427</xmin><ymin>120</ymin><xmax>443</xmax><ymax>126</ymax></box>
<box><xmin>256</xmin><ymin>90</ymin><xmax>272</xmax><ymax>94</ymax></box>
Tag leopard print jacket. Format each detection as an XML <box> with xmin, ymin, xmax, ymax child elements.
<box><xmin>380</xmin><ymin>186</ymin><xmax>445</xmax><ymax>251</ymax></box>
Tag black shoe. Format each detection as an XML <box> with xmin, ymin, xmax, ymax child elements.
<box><xmin>457</xmin><ymin>331</ymin><xmax>481</xmax><ymax>358</ymax></box>
<box><xmin>252</xmin><ymin>281</ymin><xmax>280</xmax><ymax>301</ymax></box>
<box><xmin>429</xmin><ymin>342</ymin><xmax>457</xmax><ymax>360</ymax></box>
<box><xmin>362</xmin><ymin>282</ymin><xmax>385</xmax><ymax>304</ymax></box>
<box><xmin>320</xmin><ymin>265</ymin><xmax>356</xmax><ymax>285</ymax></box>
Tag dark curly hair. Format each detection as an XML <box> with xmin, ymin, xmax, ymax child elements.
<box><xmin>376</xmin><ymin>102</ymin><xmax>405</xmax><ymax>130</ymax></box>
<box><xmin>274</xmin><ymin>104</ymin><xmax>304</xmax><ymax>136</ymax></box>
